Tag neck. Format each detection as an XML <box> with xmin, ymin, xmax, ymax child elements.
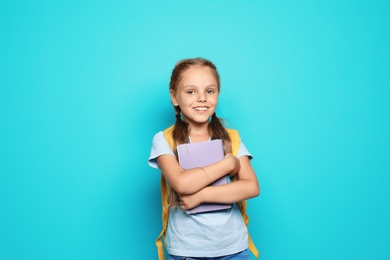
<box><xmin>188</xmin><ymin>123</ymin><xmax>210</xmax><ymax>143</ymax></box>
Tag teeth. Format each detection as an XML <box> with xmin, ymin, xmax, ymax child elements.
<box><xmin>195</xmin><ymin>107</ymin><xmax>207</xmax><ymax>111</ymax></box>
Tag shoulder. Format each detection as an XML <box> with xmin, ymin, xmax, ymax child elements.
<box><xmin>226</xmin><ymin>128</ymin><xmax>253</xmax><ymax>159</ymax></box>
<box><xmin>226</xmin><ymin>128</ymin><xmax>241</xmax><ymax>157</ymax></box>
<box><xmin>151</xmin><ymin>125</ymin><xmax>177</xmax><ymax>151</ymax></box>
<box><xmin>149</xmin><ymin>130</ymin><xmax>175</xmax><ymax>169</ymax></box>
<box><xmin>226</xmin><ymin>128</ymin><xmax>241</xmax><ymax>144</ymax></box>
<box><xmin>162</xmin><ymin>125</ymin><xmax>174</xmax><ymax>136</ymax></box>
<box><xmin>152</xmin><ymin>131</ymin><xmax>165</xmax><ymax>142</ymax></box>
<box><xmin>162</xmin><ymin>125</ymin><xmax>175</xmax><ymax>150</ymax></box>
<box><xmin>226</xmin><ymin>128</ymin><xmax>240</xmax><ymax>139</ymax></box>
<box><xmin>152</xmin><ymin>125</ymin><xmax>174</xmax><ymax>143</ymax></box>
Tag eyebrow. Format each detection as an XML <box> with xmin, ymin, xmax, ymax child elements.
<box><xmin>183</xmin><ymin>84</ymin><xmax>218</xmax><ymax>89</ymax></box>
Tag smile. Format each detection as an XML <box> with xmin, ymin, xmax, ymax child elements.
<box><xmin>194</xmin><ymin>107</ymin><xmax>208</xmax><ymax>111</ymax></box>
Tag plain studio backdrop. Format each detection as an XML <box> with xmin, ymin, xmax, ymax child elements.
<box><xmin>1</xmin><ymin>1</ymin><xmax>389</xmax><ymax>259</ymax></box>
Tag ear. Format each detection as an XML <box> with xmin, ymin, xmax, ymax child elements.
<box><xmin>170</xmin><ymin>89</ymin><xmax>179</xmax><ymax>106</ymax></box>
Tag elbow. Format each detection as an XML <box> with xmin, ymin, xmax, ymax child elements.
<box><xmin>172</xmin><ymin>179</ymin><xmax>194</xmax><ymax>195</ymax></box>
<box><xmin>254</xmin><ymin>185</ymin><xmax>260</xmax><ymax>197</ymax></box>
<box><xmin>166</xmin><ymin>170</ymin><xmax>198</xmax><ymax>195</ymax></box>
<box><xmin>242</xmin><ymin>180</ymin><xmax>260</xmax><ymax>199</ymax></box>
<box><xmin>175</xmin><ymin>185</ymin><xmax>188</xmax><ymax>195</ymax></box>
<box><xmin>252</xmin><ymin>182</ymin><xmax>260</xmax><ymax>198</ymax></box>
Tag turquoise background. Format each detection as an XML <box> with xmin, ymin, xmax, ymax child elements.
<box><xmin>1</xmin><ymin>1</ymin><xmax>389</xmax><ymax>259</ymax></box>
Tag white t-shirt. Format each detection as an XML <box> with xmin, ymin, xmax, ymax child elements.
<box><xmin>148</xmin><ymin>131</ymin><xmax>252</xmax><ymax>257</ymax></box>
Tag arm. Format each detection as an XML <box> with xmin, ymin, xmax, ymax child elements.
<box><xmin>179</xmin><ymin>155</ymin><xmax>260</xmax><ymax>210</ymax></box>
<box><xmin>157</xmin><ymin>153</ymin><xmax>240</xmax><ymax>195</ymax></box>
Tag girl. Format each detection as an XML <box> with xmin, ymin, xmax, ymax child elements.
<box><xmin>148</xmin><ymin>58</ymin><xmax>260</xmax><ymax>260</ymax></box>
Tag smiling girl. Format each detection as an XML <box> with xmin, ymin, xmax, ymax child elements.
<box><xmin>149</xmin><ymin>58</ymin><xmax>260</xmax><ymax>260</ymax></box>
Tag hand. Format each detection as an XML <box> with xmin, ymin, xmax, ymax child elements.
<box><xmin>179</xmin><ymin>191</ymin><xmax>204</xmax><ymax>210</ymax></box>
<box><xmin>225</xmin><ymin>153</ymin><xmax>241</xmax><ymax>177</ymax></box>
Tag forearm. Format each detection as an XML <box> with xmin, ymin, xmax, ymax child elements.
<box><xmin>175</xmin><ymin>158</ymin><xmax>234</xmax><ymax>195</ymax></box>
<box><xmin>201</xmin><ymin>179</ymin><xmax>260</xmax><ymax>204</ymax></box>
<box><xmin>178</xmin><ymin>155</ymin><xmax>259</xmax><ymax>210</ymax></box>
<box><xmin>201</xmin><ymin>155</ymin><xmax>260</xmax><ymax>203</ymax></box>
<box><xmin>179</xmin><ymin>178</ymin><xmax>259</xmax><ymax>210</ymax></box>
<box><xmin>158</xmin><ymin>153</ymin><xmax>240</xmax><ymax>195</ymax></box>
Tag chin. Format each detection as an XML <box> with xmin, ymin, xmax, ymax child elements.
<box><xmin>185</xmin><ymin>118</ymin><xmax>210</xmax><ymax>125</ymax></box>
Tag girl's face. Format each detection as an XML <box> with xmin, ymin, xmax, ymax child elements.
<box><xmin>170</xmin><ymin>66</ymin><xmax>219</xmax><ymax>127</ymax></box>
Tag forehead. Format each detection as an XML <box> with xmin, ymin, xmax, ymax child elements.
<box><xmin>179</xmin><ymin>66</ymin><xmax>218</xmax><ymax>85</ymax></box>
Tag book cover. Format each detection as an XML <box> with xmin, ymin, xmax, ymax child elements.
<box><xmin>177</xmin><ymin>139</ymin><xmax>232</xmax><ymax>214</ymax></box>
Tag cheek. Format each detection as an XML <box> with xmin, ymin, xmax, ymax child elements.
<box><xmin>211</xmin><ymin>96</ymin><xmax>219</xmax><ymax>105</ymax></box>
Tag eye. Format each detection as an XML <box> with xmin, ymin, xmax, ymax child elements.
<box><xmin>206</xmin><ymin>89</ymin><xmax>216</xmax><ymax>94</ymax></box>
<box><xmin>186</xmin><ymin>90</ymin><xmax>195</xmax><ymax>95</ymax></box>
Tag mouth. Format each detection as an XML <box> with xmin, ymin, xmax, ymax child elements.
<box><xmin>193</xmin><ymin>106</ymin><xmax>209</xmax><ymax>111</ymax></box>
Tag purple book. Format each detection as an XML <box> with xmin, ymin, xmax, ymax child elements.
<box><xmin>177</xmin><ymin>139</ymin><xmax>232</xmax><ymax>214</ymax></box>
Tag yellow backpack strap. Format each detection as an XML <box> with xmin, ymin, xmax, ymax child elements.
<box><xmin>227</xmin><ymin>129</ymin><xmax>260</xmax><ymax>259</ymax></box>
<box><xmin>163</xmin><ymin>125</ymin><xmax>175</xmax><ymax>149</ymax></box>
<box><xmin>226</xmin><ymin>129</ymin><xmax>240</xmax><ymax>156</ymax></box>
<box><xmin>156</xmin><ymin>174</ymin><xmax>168</xmax><ymax>260</ymax></box>
<box><xmin>237</xmin><ymin>200</ymin><xmax>260</xmax><ymax>258</ymax></box>
<box><xmin>156</xmin><ymin>126</ymin><xmax>175</xmax><ymax>260</ymax></box>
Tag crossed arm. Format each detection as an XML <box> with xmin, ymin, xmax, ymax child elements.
<box><xmin>157</xmin><ymin>153</ymin><xmax>260</xmax><ymax>210</ymax></box>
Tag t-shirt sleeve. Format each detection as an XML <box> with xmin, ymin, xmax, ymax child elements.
<box><xmin>148</xmin><ymin>131</ymin><xmax>175</xmax><ymax>169</ymax></box>
<box><xmin>238</xmin><ymin>139</ymin><xmax>253</xmax><ymax>160</ymax></box>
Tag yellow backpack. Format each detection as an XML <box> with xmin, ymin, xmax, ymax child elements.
<box><xmin>156</xmin><ymin>125</ymin><xmax>259</xmax><ymax>259</ymax></box>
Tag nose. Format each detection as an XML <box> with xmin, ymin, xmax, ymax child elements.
<box><xmin>197</xmin><ymin>92</ymin><xmax>206</xmax><ymax>102</ymax></box>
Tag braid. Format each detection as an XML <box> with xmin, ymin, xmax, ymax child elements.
<box><xmin>172</xmin><ymin>107</ymin><xmax>189</xmax><ymax>150</ymax></box>
<box><xmin>209</xmin><ymin>113</ymin><xmax>232</xmax><ymax>154</ymax></box>
<box><xmin>167</xmin><ymin>107</ymin><xmax>189</xmax><ymax>208</ymax></box>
